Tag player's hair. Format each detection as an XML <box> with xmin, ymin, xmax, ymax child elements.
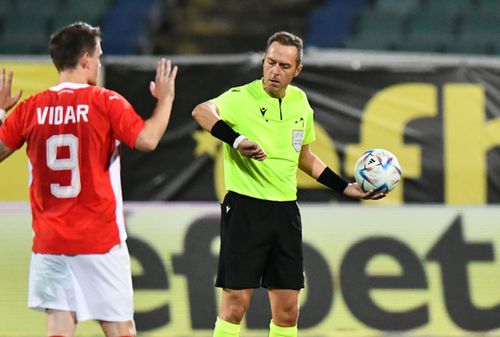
<box><xmin>49</xmin><ymin>22</ymin><xmax>102</xmax><ymax>72</ymax></box>
<box><xmin>265</xmin><ymin>31</ymin><xmax>303</xmax><ymax>66</ymax></box>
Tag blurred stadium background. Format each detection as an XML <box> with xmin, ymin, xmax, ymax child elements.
<box><xmin>1</xmin><ymin>0</ymin><xmax>500</xmax><ymax>336</ymax></box>
<box><xmin>2</xmin><ymin>0</ymin><xmax>500</xmax><ymax>55</ymax></box>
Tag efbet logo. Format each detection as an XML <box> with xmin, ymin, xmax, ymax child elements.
<box><xmin>125</xmin><ymin>208</ymin><xmax>500</xmax><ymax>334</ymax></box>
<box><xmin>2</xmin><ymin>205</ymin><xmax>498</xmax><ymax>335</ymax></box>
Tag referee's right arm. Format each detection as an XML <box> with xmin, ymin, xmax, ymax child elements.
<box><xmin>192</xmin><ymin>101</ymin><xmax>266</xmax><ymax>160</ymax></box>
<box><xmin>192</xmin><ymin>101</ymin><xmax>220</xmax><ymax>132</ymax></box>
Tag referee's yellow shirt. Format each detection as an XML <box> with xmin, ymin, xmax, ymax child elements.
<box><xmin>211</xmin><ymin>79</ymin><xmax>315</xmax><ymax>201</ymax></box>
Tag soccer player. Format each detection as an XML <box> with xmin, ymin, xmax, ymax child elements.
<box><xmin>192</xmin><ymin>31</ymin><xmax>386</xmax><ymax>337</ymax></box>
<box><xmin>0</xmin><ymin>22</ymin><xmax>177</xmax><ymax>337</ymax></box>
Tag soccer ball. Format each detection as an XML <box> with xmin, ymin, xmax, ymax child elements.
<box><xmin>354</xmin><ymin>148</ymin><xmax>402</xmax><ymax>193</ymax></box>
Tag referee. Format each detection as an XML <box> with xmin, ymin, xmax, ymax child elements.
<box><xmin>192</xmin><ymin>31</ymin><xmax>385</xmax><ymax>337</ymax></box>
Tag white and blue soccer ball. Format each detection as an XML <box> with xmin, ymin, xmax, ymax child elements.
<box><xmin>354</xmin><ymin>148</ymin><xmax>402</xmax><ymax>193</ymax></box>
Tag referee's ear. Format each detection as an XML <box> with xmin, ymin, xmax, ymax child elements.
<box><xmin>294</xmin><ymin>64</ymin><xmax>303</xmax><ymax>77</ymax></box>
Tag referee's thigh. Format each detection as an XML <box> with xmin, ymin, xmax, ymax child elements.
<box><xmin>216</xmin><ymin>192</ymin><xmax>274</xmax><ymax>289</ymax></box>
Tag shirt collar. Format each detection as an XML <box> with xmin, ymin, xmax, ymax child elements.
<box><xmin>49</xmin><ymin>82</ymin><xmax>90</xmax><ymax>91</ymax></box>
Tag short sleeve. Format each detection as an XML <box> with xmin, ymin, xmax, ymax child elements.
<box><xmin>210</xmin><ymin>90</ymin><xmax>237</xmax><ymax>126</ymax></box>
<box><xmin>105</xmin><ymin>90</ymin><xmax>145</xmax><ymax>149</ymax></box>
<box><xmin>0</xmin><ymin>101</ymin><xmax>26</xmax><ymax>150</ymax></box>
<box><xmin>303</xmin><ymin>98</ymin><xmax>315</xmax><ymax>145</ymax></box>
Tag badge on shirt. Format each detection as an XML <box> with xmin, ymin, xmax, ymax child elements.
<box><xmin>292</xmin><ymin>130</ymin><xmax>304</xmax><ymax>152</ymax></box>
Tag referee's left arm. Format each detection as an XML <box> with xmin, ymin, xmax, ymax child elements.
<box><xmin>300</xmin><ymin>145</ymin><xmax>386</xmax><ymax>199</ymax></box>
<box><xmin>298</xmin><ymin>144</ymin><xmax>327</xmax><ymax>179</ymax></box>
<box><xmin>299</xmin><ymin>144</ymin><xmax>349</xmax><ymax>194</ymax></box>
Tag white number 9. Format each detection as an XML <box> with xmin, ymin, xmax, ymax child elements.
<box><xmin>46</xmin><ymin>134</ymin><xmax>81</xmax><ymax>198</ymax></box>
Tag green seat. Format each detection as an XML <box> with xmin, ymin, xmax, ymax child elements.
<box><xmin>1</xmin><ymin>13</ymin><xmax>49</xmax><ymax>40</ymax></box>
<box><xmin>13</xmin><ymin>0</ymin><xmax>61</xmax><ymax>20</ymax></box>
<box><xmin>493</xmin><ymin>42</ymin><xmax>500</xmax><ymax>55</ymax></box>
<box><xmin>459</xmin><ymin>14</ymin><xmax>500</xmax><ymax>48</ymax></box>
<box><xmin>0</xmin><ymin>13</ymin><xmax>48</xmax><ymax>55</ymax></box>
<box><xmin>446</xmin><ymin>39</ymin><xmax>494</xmax><ymax>55</ymax></box>
<box><xmin>344</xmin><ymin>31</ymin><xmax>401</xmax><ymax>51</ymax></box>
<box><xmin>421</xmin><ymin>0</ymin><xmax>473</xmax><ymax>16</ymax></box>
<box><xmin>394</xmin><ymin>35</ymin><xmax>447</xmax><ymax>53</ymax></box>
<box><xmin>402</xmin><ymin>13</ymin><xmax>455</xmax><ymax>53</ymax></box>
<box><xmin>373</xmin><ymin>0</ymin><xmax>419</xmax><ymax>15</ymax></box>
<box><xmin>461</xmin><ymin>14</ymin><xmax>500</xmax><ymax>35</ymax></box>
<box><xmin>477</xmin><ymin>0</ymin><xmax>500</xmax><ymax>13</ymax></box>
<box><xmin>408</xmin><ymin>13</ymin><xmax>456</xmax><ymax>35</ymax></box>
<box><xmin>62</xmin><ymin>0</ymin><xmax>112</xmax><ymax>16</ymax></box>
<box><xmin>348</xmin><ymin>10</ymin><xmax>406</xmax><ymax>51</ymax></box>
<box><xmin>52</xmin><ymin>0</ymin><xmax>112</xmax><ymax>30</ymax></box>
<box><xmin>0</xmin><ymin>37</ymin><xmax>47</xmax><ymax>54</ymax></box>
<box><xmin>356</xmin><ymin>11</ymin><xmax>407</xmax><ymax>35</ymax></box>
<box><xmin>0</xmin><ymin>0</ymin><xmax>14</xmax><ymax>16</ymax></box>
<box><xmin>52</xmin><ymin>10</ymin><xmax>103</xmax><ymax>31</ymax></box>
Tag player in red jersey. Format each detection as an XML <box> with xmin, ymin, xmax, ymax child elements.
<box><xmin>0</xmin><ymin>22</ymin><xmax>177</xmax><ymax>337</ymax></box>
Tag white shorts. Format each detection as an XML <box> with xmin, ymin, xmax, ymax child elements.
<box><xmin>28</xmin><ymin>242</ymin><xmax>133</xmax><ymax>322</ymax></box>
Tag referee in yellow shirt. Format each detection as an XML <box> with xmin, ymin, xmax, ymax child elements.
<box><xmin>192</xmin><ymin>31</ymin><xmax>386</xmax><ymax>337</ymax></box>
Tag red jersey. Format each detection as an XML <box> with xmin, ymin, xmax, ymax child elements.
<box><xmin>0</xmin><ymin>82</ymin><xmax>145</xmax><ymax>254</ymax></box>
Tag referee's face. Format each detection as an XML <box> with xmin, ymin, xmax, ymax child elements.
<box><xmin>262</xmin><ymin>42</ymin><xmax>303</xmax><ymax>99</ymax></box>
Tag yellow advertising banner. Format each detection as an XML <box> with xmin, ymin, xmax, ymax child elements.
<box><xmin>1</xmin><ymin>203</ymin><xmax>499</xmax><ymax>336</ymax></box>
<box><xmin>0</xmin><ymin>61</ymin><xmax>58</xmax><ymax>201</ymax></box>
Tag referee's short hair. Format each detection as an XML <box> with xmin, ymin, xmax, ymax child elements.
<box><xmin>265</xmin><ymin>31</ymin><xmax>304</xmax><ymax>66</ymax></box>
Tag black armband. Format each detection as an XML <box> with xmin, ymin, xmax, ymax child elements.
<box><xmin>317</xmin><ymin>167</ymin><xmax>349</xmax><ymax>194</ymax></box>
<box><xmin>210</xmin><ymin>119</ymin><xmax>245</xmax><ymax>149</ymax></box>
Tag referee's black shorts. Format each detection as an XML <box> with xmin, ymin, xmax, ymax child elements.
<box><xmin>215</xmin><ymin>191</ymin><xmax>304</xmax><ymax>290</ymax></box>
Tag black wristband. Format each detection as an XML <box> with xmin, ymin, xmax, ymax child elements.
<box><xmin>210</xmin><ymin>120</ymin><xmax>240</xmax><ymax>147</ymax></box>
<box><xmin>317</xmin><ymin>167</ymin><xmax>349</xmax><ymax>194</ymax></box>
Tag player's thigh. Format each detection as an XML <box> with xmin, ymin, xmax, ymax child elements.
<box><xmin>71</xmin><ymin>243</ymin><xmax>134</xmax><ymax>322</ymax></box>
<box><xmin>268</xmin><ymin>288</ymin><xmax>300</xmax><ymax>326</ymax></box>
<box><xmin>46</xmin><ymin>309</ymin><xmax>77</xmax><ymax>337</ymax></box>
<box><xmin>99</xmin><ymin>320</ymin><xmax>136</xmax><ymax>337</ymax></box>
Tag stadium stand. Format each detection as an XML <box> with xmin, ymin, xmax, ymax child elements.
<box><xmin>344</xmin><ymin>10</ymin><xmax>406</xmax><ymax>51</ymax></box>
<box><xmin>52</xmin><ymin>0</ymin><xmax>112</xmax><ymax>30</ymax></box>
<box><xmin>0</xmin><ymin>12</ymin><xmax>49</xmax><ymax>54</ymax></box>
<box><xmin>0</xmin><ymin>0</ymin><xmax>157</xmax><ymax>55</ymax></box>
<box><xmin>151</xmin><ymin>0</ymin><xmax>319</xmax><ymax>54</ymax></box>
<box><xmin>0</xmin><ymin>0</ymin><xmax>53</xmax><ymax>54</ymax></box>
<box><xmin>100</xmin><ymin>0</ymin><xmax>161</xmax><ymax>54</ymax></box>
<box><xmin>327</xmin><ymin>0</ymin><xmax>500</xmax><ymax>55</ymax></box>
<box><xmin>306</xmin><ymin>1</ymin><xmax>364</xmax><ymax>48</ymax></box>
<box><xmin>2</xmin><ymin>0</ymin><xmax>500</xmax><ymax>56</ymax></box>
<box><xmin>371</xmin><ymin>0</ymin><xmax>419</xmax><ymax>15</ymax></box>
<box><xmin>392</xmin><ymin>12</ymin><xmax>456</xmax><ymax>53</ymax></box>
<box><xmin>446</xmin><ymin>13</ymin><xmax>499</xmax><ymax>54</ymax></box>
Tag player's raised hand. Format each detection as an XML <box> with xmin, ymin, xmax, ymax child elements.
<box><xmin>237</xmin><ymin>139</ymin><xmax>267</xmax><ymax>161</ymax></box>
<box><xmin>343</xmin><ymin>182</ymin><xmax>387</xmax><ymax>200</ymax></box>
<box><xmin>0</xmin><ymin>68</ymin><xmax>23</xmax><ymax>111</ymax></box>
<box><xmin>149</xmin><ymin>58</ymin><xmax>178</xmax><ymax>101</ymax></box>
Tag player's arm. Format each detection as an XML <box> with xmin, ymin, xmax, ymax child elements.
<box><xmin>299</xmin><ymin>144</ymin><xmax>385</xmax><ymax>200</ymax></box>
<box><xmin>0</xmin><ymin>68</ymin><xmax>21</xmax><ymax>162</ymax></box>
<box><xmin>0</xmin><ymin>140</ymin><xmax>13</xmax><ymax>163</ymax></box>
<box><xmin>135</xmin><ymin>59</ymin><xmax>178</xmax><ymax>152</ymax></box>
<box><xmin>0</xmin><ymin>68</ymin><xmax>23</xmax><ymax>126</ymax></box>
<box><xmin>192</xmin><ymin>101</ymin><xmax>266</xmax><ymax>160</ymax></box>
